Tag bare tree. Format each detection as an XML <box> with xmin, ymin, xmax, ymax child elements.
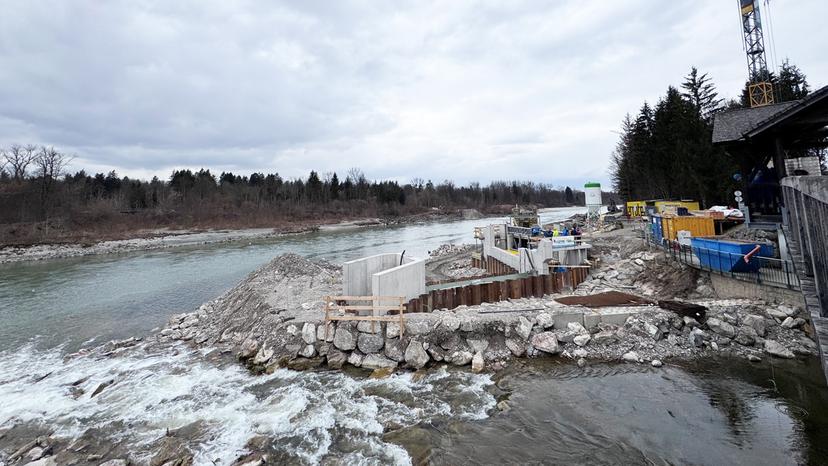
<box><xmin>346</xmin><ymin>167</ymin><xmax>365</xmax><ymax>184</ymax></box>
<box><xmin>35</xmin><ymin>146</ymin><xmax>74</xmax><ymax>213</ymax></box>
<box><xmin>3</xmin><ymin>144</ymin><xmax>38</xmax><ymax>181</ymax></box>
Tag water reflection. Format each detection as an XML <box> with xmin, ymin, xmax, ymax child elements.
<box><xmin>391</xmin><ymin>358</ymin><xmax>828</xmax><ymax>465</ymax></box>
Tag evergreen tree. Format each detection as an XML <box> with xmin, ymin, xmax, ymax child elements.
<box><xmin>330</xmin><ymin>172</ymin><xmax>340</xmax><ymax>200</ymax></box>
<box><xmin>681</xmin><ymin>67</ymin><xmax>722</xmax><ymax>120</ymax></box>
<box><xmin>776</xmin><ymin>59</ymin><xmax>809</xmax><ymax>102</ymax></box>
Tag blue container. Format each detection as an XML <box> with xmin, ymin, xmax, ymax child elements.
<box><xmin>690</xmin><ymin>237</ymin><xmax>774</xmax><ymax>273</ymax></box>
<box><xmin>650</xmin><ymin>215</ymin><xmax>664</xmax><ymax>242</ymax></box>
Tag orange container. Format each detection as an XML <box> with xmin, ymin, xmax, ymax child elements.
<box><xmin>661</xmin><ymin>215</ymin><xmax>715</xmax><ymax>241</ymax></box>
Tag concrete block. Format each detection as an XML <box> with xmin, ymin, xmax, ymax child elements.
<box><xmin>583</xmin><ymin>311</ymin><xmax>601</xmax><ymax>330</ymax></box>
<box><xmin>551</xmin><ymin>309</ymin><xmax>584</xmax><ymax>329</ymax></box>
<box><xmin>599</xmin><ymin>308</ymin><xmax>635</xmax><ymax>326</ymax></box>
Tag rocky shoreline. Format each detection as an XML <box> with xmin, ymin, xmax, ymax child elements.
<box><xmin>155</xmin><ymin>237</ymin><xmax>817</xmax><ymax>378</ymax></box>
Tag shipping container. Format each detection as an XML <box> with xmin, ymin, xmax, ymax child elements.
<box><xmin>690</xmin><ymin>237</ymin><xmax>774</xmax><ymax>273</ymax></box>
<box><xmin>654</xmin><ymin>200</ymin><xmax>701</xmax><ymax>213</ymax></box>
<box><xmin>649</xmin><ymin>214</ymin><xmax>664</xmax><ymax>242</ymax></box>
<box><xmin>625</xmin><ymin>201</ymin><xmax>647</xmax><ymax>217</ymax></box>
<box><xmin>661</xmin><ymin>215</ymin><xmax>715</xmax><ymax>241</ymax></box>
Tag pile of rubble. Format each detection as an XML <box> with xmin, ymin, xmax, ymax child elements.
<box><xmin>426</xmin><ymin>243</ymin><xmax>487</xmax><ymax>281</ymax></box>
<box><xmin>578</xmin><ymin>240</ymin><xmax>711</xmax><ymax>299</ymax></box>
<box><xmin>428</xmin><ymin>243</ymin><xmax>474</xmax><ymax>257</ymax></box>
<box><xmin>158</xmin><ymin>253</ymin><xmax>341</xmax><ymax>349</ymax></box>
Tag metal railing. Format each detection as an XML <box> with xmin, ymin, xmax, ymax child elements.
<box><xmin>645</xmin><ymin>234</ymin><xmax>800</xmax><ymax>290</ymax></box>
<box><xmin>782</xmin><ymin>177</ymin><xmax>828</xmax><ymax>316</ymax></box>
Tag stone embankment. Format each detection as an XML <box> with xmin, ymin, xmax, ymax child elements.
<box><xmin>159</xmin><ymin>247</ymin><xmax>817</xmax><ymax>376</ymax></box>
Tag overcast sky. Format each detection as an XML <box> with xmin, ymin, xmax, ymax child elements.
<box><xmin>0</xmin><ymin>1</ymin><xmax>825</xmax><ymax>187</ymax></box>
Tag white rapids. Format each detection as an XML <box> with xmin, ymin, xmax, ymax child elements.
<box><xmin>0</xmin><ymin>342</ymin><xmax>495</xmax><ymax>465</ymax></box>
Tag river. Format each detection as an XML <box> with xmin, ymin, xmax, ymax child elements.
<box><xmin>1</xmin><ymin>206</ymin><xmax>827</xmax><ymax>465</ymax></box>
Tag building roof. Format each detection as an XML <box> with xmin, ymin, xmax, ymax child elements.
<box><xmin>712</xmin><ymin>84</ymin><xmax>828</xmax><ymax>144</ymax></box>
<box><xmin>712</xmin><ymin>102</ymin><xmax>797</xmax><ymax>143</ymax></box>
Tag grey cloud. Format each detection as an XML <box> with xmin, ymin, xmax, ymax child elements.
<box><xmin>0</xmin><ymin>0</ymin><xmax>825</xmax><ymax>185</ymax></box>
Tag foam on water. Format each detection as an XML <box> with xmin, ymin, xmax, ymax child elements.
<box><xmin>0</xmin><ymin>342</ymin><xmax>495</xmax><ymax>465</ymax></box>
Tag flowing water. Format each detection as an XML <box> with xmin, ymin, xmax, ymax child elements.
<box><xmin>1</xmin><ymin>206</ymin><xmax>827</xmax><ymax>465</ymax></box>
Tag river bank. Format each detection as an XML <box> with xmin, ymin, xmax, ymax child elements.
<box><xmin>0</xmin><ymin>209</ymin><xmax>481</xmax><ymax>264</ymax></box>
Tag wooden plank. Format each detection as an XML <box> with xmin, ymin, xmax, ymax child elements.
<box><xmin>329</xmin><ymin>305</ymin><xmax>404</xmax><ymax>311</ymax></box>
<box><xmin>327</xmin><ymin>315</ymin><xmax>402</xmax><ymax>322</ymax></box>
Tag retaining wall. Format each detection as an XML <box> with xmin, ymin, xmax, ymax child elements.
<box><xmin>709</xmin><ymin>274</ymin><xmax>804</xmax><ymax>307</ymax></box>
<box><xmin>343</xmin><ymin>253</ymin><xmax>425</xmax><ymax>300</ymax></box>
<box><xmin>404</xmin><ymin>268</ymin><xmax>590</xmax><ymax>313</ymax></box>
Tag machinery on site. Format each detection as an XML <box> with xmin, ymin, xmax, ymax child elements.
<box><xmin>738</xmin><ymin>0</ymin><xmax>774</xmax><ymax>107</ymax></box>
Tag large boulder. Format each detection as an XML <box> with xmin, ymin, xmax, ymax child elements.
<box><xmin>734</xmin><ymin>326</ymin><xmax>757</xmax><ymax>346</ymax></box>
<box><xmin>573</xmin><ymin>334</ymin><xmax>591</xmax><ymax>347</ymax></box>
<box><xmin>326</xmin><ymin>349</ymin><xmax>347</xmax><ymax>369</ymax></box>
<box><xmin>333</xmin><ymin>327</ymin><xmax>356</xmax><ymax>351</ymax></box>
<box><xmin>505</xmin><ymin>338</ymin><xmax>525</xmax><ymax>356</ymax></box>
<box><xmin>386</xmin><ymin>322</ymin><xmax>401</xmax><ymax>339</ymax></box>
<box><xmin>471</xmin><ymin>352</ymin><xmax>485</xmax><ymax>372</ymax></box>
<box><xmin>362</xmin><ymin>354</ymin><xmax>398</xmax><ymax>370</ymax></box>
<box><xmin>764</xmin><ymin>340</ymin><xmax>795</xmax><ymax>359</ymax></box>
<box><xmin>592</xmin><ymin>330</ymin><xmax>617</xmax><ymax>345</ymax></box>
<box><xmin>384</xmin><ymin>339</ymin><xmax>405</xmax><ymax>362</ymax></box>
<box><xmin>536</xmin><ymin>312</ymin><xmax>555</xmax><ymax>330</ymax></box>
<box><xmin>317</xmin><ymin>324</ymin><xmax>335</xmax><ymax>342</ymax></box>
<box><xmin>515</xmin><ymin>316</ymin><xmax>534</xmax><ymax>340</ymax></box>
<box><xmin>706</xmin><ymin>318</ymin><xmax>735</xmax><ymax>338</ymax></box>
<box><xmin>357</xmin><ymin>333</ymin><xmax>384</xmax><ymax>354</ymax></box>
<box><xmin>530</xmin><ymin>332</ymin><xmax>560</xmax><ymax>354</ymax></box>
<box><xmin>622</xmin><ymin>351</ymin><xmax>640</xmax><ymax>363</ymax></box>
<box><xmin>404</xmin><ymin>340</ymin><xmax>430</xmax><ymax>369</ymax></box>
<box><xmin>689</xmin><ymin>328</ymin><xmax>707</xmax><ymax>347</ymax></box>
<box><xmin>743</xmin><ymin>314</ymin><xmax>767</xmax><ymax>337</ymax></box>
<box><xmin>441</xmin><ymin>314</ymin><xmax>460</xmax><ymax>332</ymax></box>
<box><xmin>239</xmin><ymin>338</ymin><xmax>259</xmax><ymax>359</ymax></box>
<box><xmin>347</xmin><ymin>352</ymin><xmax>364</xmax><ymax>367</ymax></box>
<box><xmin>357</xmin><ymin>321</ymin><xmax>383</xmax><ymax>334</ymax></box>
<box><xmin>448</xmin><ymin>350</ymin><xmax>473</xmax><ymax>366</ymax></box>
<box><xmin>301</xmin><ymin>323</ymin><xmax>316</xmax><ymax>345</ymax></box>
<box><xmin>781</xmin><ymin>317</ymin><xmax>806</xmax><ymax>329</ymax></box>
<box><xmin>252</xmin><ymin>347</ymin><xmax>274</xmax><ymax>366</ymax></box>
<box><xmin>405</xmin><ymin>320</ymin><xmax>432</xmax><ymax>336</ymax></box>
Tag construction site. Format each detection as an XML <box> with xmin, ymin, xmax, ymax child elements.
<box><xmin>3</xmin><ymin>2</ymin><xmax>828</xmax><ymax>465</ymax></box>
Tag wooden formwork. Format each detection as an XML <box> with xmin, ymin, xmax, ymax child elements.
<box><xmin>324</xmin><ymin>295</ymin><xmax>405</xmax><ymax>339</ymax></box>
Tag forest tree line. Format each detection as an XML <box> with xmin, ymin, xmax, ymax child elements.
<box><xmin>610</xmin><ymin>60</ymin><xmax>820</xmax><ymax>207</ymax></box>
<box><xmin>0</xmin><ymin>150</ymin><xmax>588</xmax><ymax>244</ymax></box>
